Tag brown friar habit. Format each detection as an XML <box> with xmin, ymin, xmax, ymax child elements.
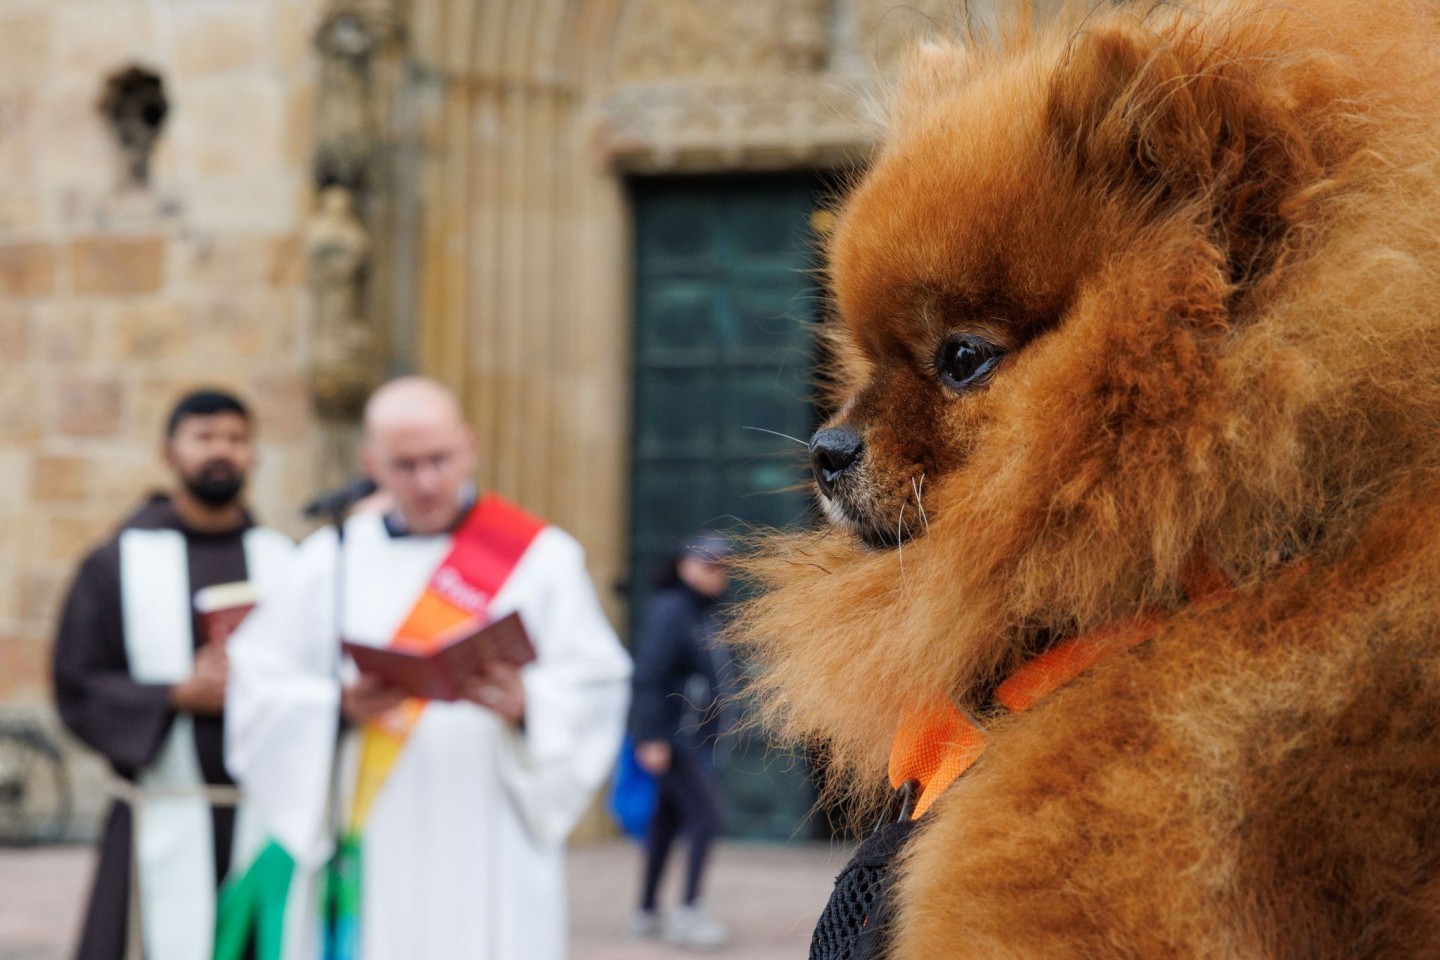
<box><xmin>52</xmin><ymin>494</ymin><xmax>287</xmax><ymax>960</ymax></box>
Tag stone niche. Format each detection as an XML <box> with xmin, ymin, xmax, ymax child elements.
<box><xmin>306</xmin><ymin>2</ymin><xmax>405</xmax><ymax>485</ymax></box>
<box><xmin>97</xmin><ymin>64</ymin><xmax>169</xmax><ymax>188</ymax></box>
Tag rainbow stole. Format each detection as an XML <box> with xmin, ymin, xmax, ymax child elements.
<box><xmin>325</xmin><ymin>494</ymin><xmax>545</xmax><ymax>958</ymax></box>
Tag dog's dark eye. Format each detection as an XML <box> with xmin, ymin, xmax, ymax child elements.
<box><xmin>936</xmin><ymin>334</ymin><xmax>1004</xmax><ymax>391</ymax></box>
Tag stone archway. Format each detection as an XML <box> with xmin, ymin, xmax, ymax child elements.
<box><xmin>393</xmin><ymin>0</ymin><xmax>956</xmax><ymax>611</ymax></box>
<box><xmin>399</xmin><ymin>0</ymin><xmax>631</xmax><ymax>604</ymax></box>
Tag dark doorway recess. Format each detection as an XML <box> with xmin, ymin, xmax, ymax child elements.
<box><xmin>628</xmin><ymin>173</ymin><xmax>830</xmax><ymax>841</ymax></box>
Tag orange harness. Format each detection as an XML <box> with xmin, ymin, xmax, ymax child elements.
<box><xmin>889</xmin><ymin>556</ymin><xmax>1232</xmax><ymax>819</ymax></box>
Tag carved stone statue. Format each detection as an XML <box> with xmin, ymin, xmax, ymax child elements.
<box><xmin>314</xmin><ymin>10</ymin><xmax>379</xmax><ymax>189</ymax></box>
<box><xmin>306</xmin><ymin>185</ymin><xmax>379</xmax><ymax>420</ymax></box>
<box><xmin>616</xmin><ymin>0</ymin><xmax>830</xmax><ymax>82</ymax></box>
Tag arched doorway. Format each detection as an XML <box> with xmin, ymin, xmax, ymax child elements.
<box><xmin>383</xmin><ymin>0</ymin><xmax>952</xmax><ymax>838</ymax></box>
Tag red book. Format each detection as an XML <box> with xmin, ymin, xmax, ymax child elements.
<box><xmin>193</xmin><ymin>581</ymin><xmax>260</xmax><ymax>645</ymax></box>
<box><xmin>342</xmin><ymin>612</ymin><xmax>537</xmax><ymax>703</ymax></box>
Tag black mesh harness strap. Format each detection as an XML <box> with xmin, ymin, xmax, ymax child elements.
<box><xmin>809</xmin><ymin>780</ymin><xmax>920</xmax><ymax>960</ymax></box>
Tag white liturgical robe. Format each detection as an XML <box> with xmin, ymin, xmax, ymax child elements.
<box><xmin>226</xmin><ymin>510</ymin><xmax>632</xmax><ymax>960</ymax></box>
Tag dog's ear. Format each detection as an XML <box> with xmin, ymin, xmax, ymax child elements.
<box><xmin>1047</xmin><ymin>25</ymin><xmax>1227</xmax><ymax>196</ymax></box>
<box><xmin>1048</xmin><ymin>22</ymin><xmax>1316</xmax><ymax>283</ymax></box>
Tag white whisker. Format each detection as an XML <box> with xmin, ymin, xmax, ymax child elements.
<box><xmin>742</xmin><ymin>426</ymin><xmax>810</xmax><ymax>447</ymax></box>
<box><xmin>897</xmin><ymin>501</ymin><xmax>906</xmax><ymax>582</ymax></box>
<box><xmin>911</xmin><ymin>475</ymin><xmax>930</xmax><ymax>533</ymax></box>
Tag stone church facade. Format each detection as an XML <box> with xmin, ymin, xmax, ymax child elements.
<box><xmin>0</xmin><ymin>0</ymin><xmax>327</xmax><ymax>707</ymax></box>
<box><xmin>1</xmin><ymin>0</ymin><xmax>979</xmax><ymax>830</ymax></box>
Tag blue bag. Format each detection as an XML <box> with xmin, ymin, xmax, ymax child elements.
<box><xmin>607</xmin><ymin>734</ymin><xmax>659</xmax><ymax>840</ymax></box>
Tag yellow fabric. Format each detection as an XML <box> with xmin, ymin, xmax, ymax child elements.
<box><xmin>350</xmin><ymin>703</ymin><xmax>422</xmax><ymax>830</ymax></box>
<box><xmin>346</xmin><ymin>495</ymin><xmax>546</xmax><ymax>831</ymax></box>
<box><xmin>349</xmin><ymin>588</ymin><xmax>473</xmax><ymax>830</ymax></box>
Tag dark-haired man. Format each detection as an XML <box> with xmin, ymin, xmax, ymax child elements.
<box><xmin>52</xmin><ymin>389</ymin><xmax>293</xmax><ymax>960</ymax></box>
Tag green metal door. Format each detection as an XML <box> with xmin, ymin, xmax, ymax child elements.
<box><xmin>629</xmin><ymin>174</ymin><xmax>822</xmax><ymax>840</ymax></box>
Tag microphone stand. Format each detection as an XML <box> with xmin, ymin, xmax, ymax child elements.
<box><xmin>314</xmin><ymin>483</ymin><xmax>371</xmax><ymax>960</ymax></box>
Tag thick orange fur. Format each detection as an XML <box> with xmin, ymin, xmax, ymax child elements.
<box><xmin>732</xmin><ymin>0</ymin><xmax>1440</xmax><ymax>954</ymax></box>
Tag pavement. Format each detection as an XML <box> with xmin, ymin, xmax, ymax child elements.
<box><xmin>0</xmin><ymin>845</ymin><xmax>83</xmax><ymax>960</ymax></box>
<box><xmin>0</xmin><ymin>839</ymin><xmax>848</xmax><ymax>960</ymax></box>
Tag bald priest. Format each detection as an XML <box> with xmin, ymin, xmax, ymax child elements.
<box><xmin>223</xmin><ymin>377</ymin><xmax>632</xmax><ymax>960</ymax></box>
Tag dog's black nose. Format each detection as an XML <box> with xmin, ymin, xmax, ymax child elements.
<box><xmin>809</xmin><ymin>427</ymin><xmax>864</xmax><ymax>498</ymax></box>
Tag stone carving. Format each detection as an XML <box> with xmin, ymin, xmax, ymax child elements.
<box><xmin>307</xmin><ymin>0</ymin><xmax>401</xmax><ymax>433</ymax></box>
<box><xmin>97</xmin><ymin>66</ymin><xmax>169</xmax><ymax>188</ymax></box>
<box><xmin>314</xmin><ymin>6</ymin><xmax>395</xmax><ymax>189</ymax></box>
<box><xmin>306</xmin><ymin>185</ymin><xmax>379</xmax><ymax>419</ymax></box>
<box><xmin>616</xmin><ymin>0</ymin><xmax>831</xmax><ymax>82</ymax></box>
<box><xmin>601</xmin><ymin>0</ymin><xmax>970</xmax><ymax>172</ymax></box>
<box><xmin>597</xmin><ymin>75</ymin><xmax>880</xmax><ymax>172</ymax></box>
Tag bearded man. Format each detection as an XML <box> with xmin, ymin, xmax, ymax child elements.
<box><xmin>52</xmin><ymin>389</ymin><xmax>293</xmax><ymax>960</ymax></box>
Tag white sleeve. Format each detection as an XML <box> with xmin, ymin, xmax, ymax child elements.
<box><xmin>226</xmin><ymin>529</ymin><xmax>343</xmax><ymax>868</ymax></box>
<box><xmin>495</xmin><ymin>531</ymin><xmax>633</xmax><ymax>846</ymax></box>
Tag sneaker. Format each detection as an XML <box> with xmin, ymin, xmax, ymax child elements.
<box><xmin>627</xmin><ymin>908</ymin><xmax>660</xmax><ymax>941</ymax></box>
<box><xmin>663</xmin><ymin>903</ymin><xmax>731</xmax><ymax>950</ymax></box>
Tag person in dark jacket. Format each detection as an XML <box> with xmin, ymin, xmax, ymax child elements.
<box><xmin>628</xmin><ymin>531</ymin><xmax>733</xmax><ymax>949</ymax></box>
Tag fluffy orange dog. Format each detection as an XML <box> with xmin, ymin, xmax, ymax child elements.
<box><xmin>735</xmin><ymin>0</ymin><xmax>1440</xmax><ymax>955</ymax></box>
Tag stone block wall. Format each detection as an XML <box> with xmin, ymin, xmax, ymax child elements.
<box><xmin>0</xmin><ymin>0</ymin><xmax>326</xmax><ymax>708</ymax></box>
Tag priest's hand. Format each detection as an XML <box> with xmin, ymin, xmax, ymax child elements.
<box><xmin>464</xmin><ymin>661</ymin><xmax>525</xmax><ymax>726</ymax></box>
<box><xmin>169</xmin><ymin>641</ymin><xmax>228</xmax><ymax>716</ymax></box>
<box><xmin>342</xmin><ymin>674</ymin><xmax>408</xmax><ymax>725</ymax></box>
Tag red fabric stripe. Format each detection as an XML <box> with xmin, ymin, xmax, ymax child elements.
<box><xmin>442</xmin><ymin>494</ymin><xmax>547</xmax><ymax>614</ymax></box>
<box><xmin>389</xmin><ymin>494</ymin><xmax>546</xmax><ymax>652</ymax></box>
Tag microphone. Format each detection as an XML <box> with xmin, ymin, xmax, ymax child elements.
<box><xmin>301</xmin><ymin>476</ymin><xmax>379</xmax><ymax>520</ymax></box>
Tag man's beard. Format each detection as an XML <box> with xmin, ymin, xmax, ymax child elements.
<box><xmin>184</xmin><ymin>461</ymin><xmax>245</xmax><ymax>507</ymax></box>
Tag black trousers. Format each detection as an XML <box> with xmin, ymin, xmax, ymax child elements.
<box><xmin>639</xmin><ymin>744</ymin><xmax>724</xmax><ymax>910</ymax></box>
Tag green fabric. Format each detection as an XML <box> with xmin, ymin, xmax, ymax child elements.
<box><xmin>321</xmin><ymin>831</ymin><xmax>363</xmax><ymax>960</ymax></box>
<box><xmin>212</xmin><ymin>831</ymin><xmax>364</xmax><ymax>960</ymax></box>
<box><xmin>214</xmin><ymin>839</ymin><xmax>296</xmax><ymax>960</ymax></box>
